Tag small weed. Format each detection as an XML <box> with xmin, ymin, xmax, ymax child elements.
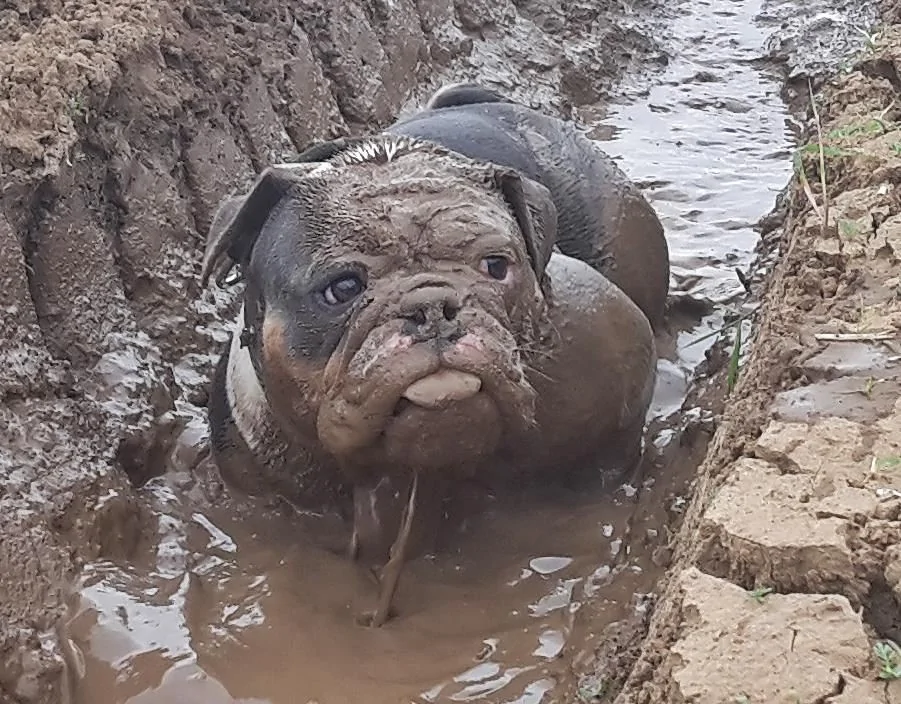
<box><xmin>803</xmin><ymin>80</ymin><xmax>831</xmax><ymax>248</ymax></box>
<box><xmin>862</xmin><ymin>376</ymin><xmax>877</xmax><ymax>399</ymax></box>
<box><xmin>876</xmin><ymin>455</ymin><xmax>901</xmax><ymax>472</ymax></box>
<box><xmin>795</xmin><ymin>142</ymin><xmax>853</xmax><ymax>162</ymax></box>
<box><xmin>577</xmin><ymin>676</ymin><xmax>610</xmax><ymax>702</ymax></box>
<box><xmin>67</xmin><ymin>94</ymin><xmax>89</xmax><ymax>124</ymax></box>
<box><xmin>837</xmin><ymin>218</ymin><xmax>863</xmax><ymax>240</ymax></box>
<box><xmin>747</xmin><ymin>586</ymin><xmax>774</xmax><ymax>604</ymax></box>
<box><xmin>826</xmin><ymin>118</ymin><xmax>889</xmax><ymax>141</ymax></box>
<box><xmin>892</xmin><ymin>142</ymin><xmax>901</xmax><ymax>157</ymax></box>
<box><xmin>732</xmin><ymin>695</ymin><xmax>751</xmax><ymax>704</ymax></box>
<box><xmin>873</xmin><ymin>640</ymin><xmax>901</xmax><ymax>680</ymax></box>
<box><xmin>855</xmin><ymin>25</ymin><xmax>881</xmax><ymax>51</ymax></box>
<box><xmin>793</xmin><ymin>111</ymin><xmax>896</xmax><ymax>179</ymax></box>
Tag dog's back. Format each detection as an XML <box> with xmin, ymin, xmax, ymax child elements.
<box><xmin>291</xmin><ymin>84</ymin><xmax>669</xmax><ymax>328</ymax></box>
<box><xmin>392</xmin><ymin>86</ymin><xmax>567</xmax><ymax>189</ymax></box>
<box><xmin>424</xmin><ymin>82</ymin><xmax>510</xmax><ymax>110</ymax></box>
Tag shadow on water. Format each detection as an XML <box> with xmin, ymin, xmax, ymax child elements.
<box><xmin>65</xmin><ymin>0</ymin><xmax>876</xmax><ymax>701</ymax></box>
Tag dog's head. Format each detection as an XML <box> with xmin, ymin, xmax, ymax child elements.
<box><xmin>203</xmin><ymin>136</ymin><xmax>558</xmax><ymax>483</ymax></box>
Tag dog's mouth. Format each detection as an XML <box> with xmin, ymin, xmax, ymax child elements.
<box><xmin>316</xmin><ymin>331</ymin><xmax>530</xmax><ymax>469</ymax></box>
<box><xmin>393</xmin><ymin>368</ymin><xmax>483</xmax><ymax>415</ymax></box>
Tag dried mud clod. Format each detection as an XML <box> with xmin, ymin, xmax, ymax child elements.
<box><xmin>615</xmin><ymin>22</ymin><xmax>901</xmax><ymax>704</ymax></box>
<box><xmin>0</xmin><ymin>0</ymin><xmax>672</xmax><ymax>701</ymax></box>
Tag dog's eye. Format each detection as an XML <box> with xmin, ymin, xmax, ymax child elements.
<box><xmin>479</xmin><ymin>256</ymin><xmax>511</xmax><ymax>282</ymax></box>
<box><xmin>322</xmin><ymin>274</ymin><xmax>365</xmax><ymax>306</ymax></box>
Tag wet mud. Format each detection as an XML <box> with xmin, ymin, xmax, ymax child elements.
<box><xmin>0</xmin><ymin>0</ymin><xmax>896</xmax><ymax>702</ymax></box>
<box><xmin>614</xmin><ymin>1</ymin><xmax>901</xmax><ymax>701</ymax></box>
<box><xmin>1</xmin><ymin>1</ymin><xmax>669</xmax><ymax>701</ymax></box>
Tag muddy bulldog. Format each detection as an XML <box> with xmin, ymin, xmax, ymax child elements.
<box><xmin>201</xmin><ymin>83</ymin><xmax>669</xmax><ymax>625</ymax></box>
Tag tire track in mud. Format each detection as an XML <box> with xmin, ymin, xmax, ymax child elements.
<box><xmin>0</xmin><ymin>1</ymin><xmax>667</xmax><ymax>701</ymax></box>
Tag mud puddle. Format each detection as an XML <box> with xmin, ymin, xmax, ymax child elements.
<box><xmin>62</xmin><ymin>1</ymin><xmax>869</xmax><ymax>702</ymax></box>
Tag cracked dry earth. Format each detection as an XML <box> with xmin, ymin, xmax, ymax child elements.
<box><xmin>613</xmin><ymin>20</ymin><xmax>901</xmax><ymax>704</ymax></box>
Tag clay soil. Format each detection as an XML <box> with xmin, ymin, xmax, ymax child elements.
<box><xmin>3</xmin><ymin>0</ymin><xmax>901</xmax><ymax>702</ymax></box>
<box><xmin>607</xmin><ymin>5</ymin><xmax>901</xmax><ymax>701</ymax></box>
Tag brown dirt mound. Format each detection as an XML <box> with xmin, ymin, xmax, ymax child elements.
<box><xmin>611</xmin><ymin>20</ymin><xmax>901</xmax><ymax>704</ymax></box>
<box><xmin>0</xmin><ymin>1</ymin><xmax>665</xmax><ymax>701</ymax></box>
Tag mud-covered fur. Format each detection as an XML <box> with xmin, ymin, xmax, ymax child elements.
<box><xmin>203</xmin><ymin>85</ymin><xmax>664</xmax><ymax>559</ymax></box>
<box><xmin>204</xmin><ymin>135</ymin><xmax>563</xmax><ymax>489</ymax></box>
<box><xmin>288</xmin><ymin>87</ymin><xmax>669</xmax><ymax>330</ymax></box>
<box><xmin>389</xmin><ymin>92</ymin><xmax>670</xmax><ymax>328</ymax></box>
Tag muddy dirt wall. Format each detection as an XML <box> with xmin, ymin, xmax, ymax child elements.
<box><xmin>0</xmin><ymin>1</ymin><xmax>665</xmax><ymax>701</ymax></box>
<box><xmin>607</xmin><ymin>9</ymin><xmax>901</xmax><ymax>702</ymax></box>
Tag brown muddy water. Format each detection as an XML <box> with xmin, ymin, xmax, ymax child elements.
<box><xmin>64</xmin><ymin>1</ymin><xmax>876</xmax><ymax>702</ymax></box>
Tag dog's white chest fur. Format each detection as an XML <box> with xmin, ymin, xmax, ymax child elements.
<box><xmin>225</xmin><ymin>304</ymin><xmax>269</xmax><ymax>452</ymax></box>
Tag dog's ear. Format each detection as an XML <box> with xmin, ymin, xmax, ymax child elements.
<box><xmin>494</xmin><ymin>169</ymin><xmax>558</xmax><ymax>279</ymax></box>
<box><xmin>201</xmin><ymin>162</ymin><xmax>331</xmax><ymax>287</ymax></box>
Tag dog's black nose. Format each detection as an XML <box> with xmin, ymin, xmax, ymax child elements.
<box><xmin>399</xmin><ymin>287</ymin><xmax>462</xmax><ymax>339</ymax></box>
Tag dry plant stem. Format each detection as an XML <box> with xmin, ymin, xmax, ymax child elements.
<box><xmin>798</xmin><ymin>165</ymin><xmax>823</xmax><ymax>222</ymax></box>
<box><xmin>808</xmin><ymin>77</ymin><xmax>834</xmax><ymax>248</ymax></box>
<box><xmin>814</xmin><ymin>331</ymin><xmax>897</xmax><ymax>342</ymax></box>
<box><xmin>369</xmin><ymin>471</ymin><xmax>420</xmax><ymax>628</ymax></box>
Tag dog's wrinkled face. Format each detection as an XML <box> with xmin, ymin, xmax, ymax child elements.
<box><xmin>204</xmin><ymin>139</ymin><xmax>558</xmax><ymax>483</ymax></box>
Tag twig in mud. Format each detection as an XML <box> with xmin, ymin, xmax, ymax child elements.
<box><xmin>853</xmin><ymin>25</ymin><xmax>881</xmax><ymax>51</ymax></box>
<box><xmin>726</xmin><ymin>321</ymin><xmax>742</xmax><ymax>395</ymax></box>
<box><xmin>808</xmin><ymin>78</ymin><xmax>835</xmax><ymax>251</ymax></box>
<box><xmin>867</xmin><ymin>101</ymin><xmax>897</xmax><ymax>135</ymax></box>
<box><xmin>797</xmin><ymin>161</ymin><xmax>824</xmax><ymax>222</ymax></box>
<box><xmin>813</xmin><ymin>331</ymin><xmax>896</xmax><ymax>342</ymax></box>
<box><xmin>364</xmin><ymin>471</ymin><xmax>419</xmax><ymax>628</ymax></box>
<box><xmin>878</xmin><ymin>99</ymin><xmax>897</xmax><ymax>125</ymax></box>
